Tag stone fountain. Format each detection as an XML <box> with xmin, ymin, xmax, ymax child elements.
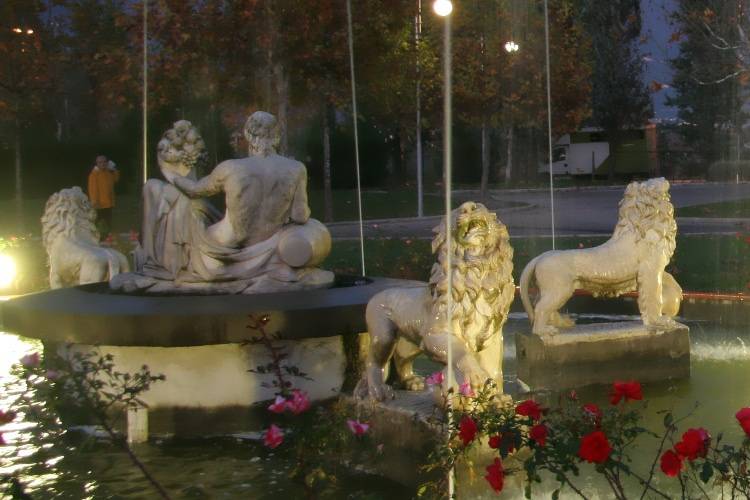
<box><xmin>1</xmin><ymin>112</ymin><xmax>415</xmax><ymax>435</ymax></box>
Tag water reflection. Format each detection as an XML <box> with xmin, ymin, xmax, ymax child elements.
<box><xmin>0</xmin><ymin>317</ymin><xmax>747</xmax><ymax>497</ymax></box>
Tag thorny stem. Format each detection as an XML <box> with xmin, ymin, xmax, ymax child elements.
<box><xmin>247</xmin><ymin>315</ymin><xmax>290</xmax><ymax>394</ymax></box>
<box><xmin>686</xmin><ymin>464</ymin><xmax>712</xmax><ymax>500</ymax></box>
<box><xmin>546</xmin><ymin>465</ymin><xmax>588</xmax><ymax>499</ymax></box>
<box><xmin>67</xmin><ymin>359</ymin><xmax>171</xmax><ymax>500</ymax></box>
<box><xmin>639</xmin><ymin>425</ymin><xmax>675</xmax><ymax>500</ymax></box>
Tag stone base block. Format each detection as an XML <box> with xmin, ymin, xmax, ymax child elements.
<box><xmin>53</xmin><ymin>337</ymin><xmax>346</xmax><ymax>410</ymax></box>
<box><xmin>516</xmin><ymin>321</ymin><xmax>690</xmax><ymax>391</ymax></box>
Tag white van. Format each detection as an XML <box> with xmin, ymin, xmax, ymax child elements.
<box><xmin>539</xmin><ymin>133</ymin><xmax>610</xmax><ymax>176</ymax></box>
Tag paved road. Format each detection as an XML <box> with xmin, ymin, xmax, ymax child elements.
<box><xmin>328</xmin><ymin>182</ymin><xmax>750</xmax><ymax>239</ymax></box>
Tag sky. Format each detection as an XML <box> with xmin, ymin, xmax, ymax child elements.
<box><xmin>640</xmin><ymin>0</ymin><xmax>680</xmax><ymax>119</ymax></box>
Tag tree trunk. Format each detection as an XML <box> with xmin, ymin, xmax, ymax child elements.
<box><xmin>480</xmin><ymin>121</ymin><xmax>490</xmax><ymax>200</ymax></box>
<box><xmin>274</xmin><ymin>62</ymin><xmax>289</xmax><ymax>155</ymax></box>
<box><xmin>14</xmin><ymin>118</ymin><xmax>23</xmax><ymax>231</ymax></box>
<box><xmin>504</xmin><ymin>126</ymin><xmax>514</xmax><ymax>185</ymax></box>
<box><xmin>323</xmin><ymin>104</ymin><xmax>333</xmax><ymax>222</ymax></box>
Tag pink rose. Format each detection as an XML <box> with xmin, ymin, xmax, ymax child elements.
<box><xmin>347</xmin><ymin>419</ymin><xmax>370</xmax><ymax>436</ymax></box>
<box><xmin>425</xmin><ymin>371</ymin><xmax>444</xmax><ymax>386</ymax></box>
<box><xmin>267</xmin><ymin>396</ymin><xmax>287</xmax><ymax>414</ymax></box>
<box><xmin>286</xmin><ymin>390</ymin><xmax>310</xmax><ymax>415</ymax></box>
<box><xmin>263</xmin><ymin>424</ymin><xmax>283</xmax><ymax>449</ymax></box>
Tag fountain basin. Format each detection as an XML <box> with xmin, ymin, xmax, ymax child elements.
<box><xmin>1</xmin><ymin>276</ymin><xmax>423</xmax><ymax>411</ymax></box>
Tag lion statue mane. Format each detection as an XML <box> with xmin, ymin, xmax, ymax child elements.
<box><xmin>41</xmin><ymin>187</ymin><xmax>129</xmax><ymax>289</ymax></box>
<box><xmin>354</xmin><ymin>201</ymin><xmax>515</xmax><ymax>402</ymax></box>
<box><xmin>519</xmin><ymin>177</ymin><xmax>682</xmax><ymax>336</ymax></box>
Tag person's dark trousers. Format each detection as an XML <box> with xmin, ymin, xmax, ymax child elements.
<box><xmin>96</xmin><ymin>208</ymin><xmax>113</xmax><ymax>237</ymax></box>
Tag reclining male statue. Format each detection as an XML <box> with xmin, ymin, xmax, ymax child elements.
<box><xmin>111</xmin><ymin>112</ymin><xmax>333</xmax><ymax>294</ymax></box>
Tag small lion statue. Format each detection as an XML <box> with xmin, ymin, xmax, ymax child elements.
<box><xmin>41</xmin><ymin>187</ymin><xmax>129</xmax><ymax>289</ymax></box>
<box><xmin>354</xmin><ymin>201</ymin><xmax>515</xmax><ymax>402</ymax></box>
<box><xmin>520</xmin><ymin>177</ymin><xmax>682</xmax><ymax>336</ymax></box>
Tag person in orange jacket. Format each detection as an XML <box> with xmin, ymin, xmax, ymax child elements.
<box><xmin>87</xmin><ymin>155</ymin><xmax>119</xmax><ymax>236</ymax></box>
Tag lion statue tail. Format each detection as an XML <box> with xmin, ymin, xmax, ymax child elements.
<box><xmin>519</xmin><ymin>255</ymin><xmax>540</xmax><ymax>324</ymax></box>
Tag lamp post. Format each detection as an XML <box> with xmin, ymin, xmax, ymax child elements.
<box><xmin>433</xmin><ymin>0</ymin><xmax>453</xmax><ymax>497</ymax></box>
<box><xmin>415</xmin><ymin>0</ymin><xmax>423</xmax><ymax>217</ymax></box>
<box><xmin>10</xmin><ymin>26</ymin><xmax>36</xmax><ymax>230</ymax></box>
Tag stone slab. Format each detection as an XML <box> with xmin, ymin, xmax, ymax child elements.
<box><xmin>0</xmin><ymin>276</ymin><xmax>423</xmax><ymax>346</ymax></box>
<box><xmin>515</xmin><ymin>321</ymin><xmax>690</xmax><ymax>391</ymax></box>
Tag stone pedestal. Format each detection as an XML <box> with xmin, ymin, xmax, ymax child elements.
<box><xmin>516</xmin><ymin>321</ymin><xmax>690</xmax><ymax>391</ymax></box>
<box><xmin>57</xmin><ymin>338</ymin><xmax>346</xmax><ymax>409</ymax></box>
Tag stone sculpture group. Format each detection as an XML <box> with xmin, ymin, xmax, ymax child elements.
<box><xmin>40</xmin><ymin>111</ymin><xmax>684</xmax><ymax>404</ymax></box>
<box><xmin>111</xmin><ymin>112</ymin><xmax>333</xmax><ymax>294</ymax></box>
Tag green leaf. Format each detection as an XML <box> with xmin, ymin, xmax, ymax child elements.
<box><xmin>700</xmin><ymin>463</ymin><xmax>713</xmax><ymax>483</ymax></box>
<box><xmin>663</xmin><ymin>412</ymin><xmax>673</xmax><ymax>428</ymax></box>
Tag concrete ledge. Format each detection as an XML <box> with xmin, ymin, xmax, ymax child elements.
<box><xmin>516</xmin><ymin>321</ymin><xmax>690</xmax><ymax>391</ymax></box>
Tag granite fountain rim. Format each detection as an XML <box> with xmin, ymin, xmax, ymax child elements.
<box><xmin>0</xmin><ymin>275</ymin><xmax>423</xmax><ymax>347</ymax></box>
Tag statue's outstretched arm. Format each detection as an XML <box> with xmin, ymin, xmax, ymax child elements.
<box><xmin>173</xmin><ymin>168</ymin><xmax>224</xmax><ymax>199</ymax></box>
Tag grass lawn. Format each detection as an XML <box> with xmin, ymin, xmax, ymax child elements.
<box><xmin>0</xmin><ymin>189</ymin><xmax>527</xmax><ymax>237</ymax></box>
<box><xmin>676</xmin><ymin>199</ymin><xmax>750</xmax><ymax>218</ymax></box>
<box><xmin>326</xmin><ymin>234</ymin><xmax>750</xmax><ymax>293</ymax></box>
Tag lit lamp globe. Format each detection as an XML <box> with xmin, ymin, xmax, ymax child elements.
<box><xmin>0</xmin><ymin>254</ymin><xmax>17</xmax><ymax>290</ymax></box>
<box><xmin>504</xmin><ymin>41</ymin><xmax>520</xmax><ymax>53</ymax></box>
<box><xmin>433</xmin><ymin>0</ymin><xmax>453</xmax><ymax>17</ymax></box>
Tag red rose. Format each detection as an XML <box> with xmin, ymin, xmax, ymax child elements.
<box><xmin>489</xmin><ymin>433</ymin><xmax>516</xmax><ymax>453</ymax></box>
<box><xmin>458</xmin><ymin>415</ymin><xmax>478</xmax><ymax>446</ymax></box>
<box><xmin>583</xmin><ymin>403</ymin><xmax>602</xmax><ymax>422</ymax></box>
<box><xmin>660</xmin><ymin>449</ymin><xmax>683</xmax><ymax>477</ymax></box>
<box><xmin>488</xmin><ymin>435</ymin><xmax>501</xmax><ymax>449</ymax></box>
<box><xmin>675</xmin><ymin>428</ymin><xmax>710</xmax><ymax>461</ymax></box>
<box><xmin>515</xmin><ymin>399</ymin><xmax>543</xmax><ymax>421</ymax></box>
<box><xmin>609</xmin><ymin>380</ymin><xmax>642</xmax><ymax>405</ymax></box>
<box><xmin>530</xmin><ymin>424</ymin><xmax>548</xmax><ymax>447</ymax></box>
<box><xmin>736</xmin><ymin>407</ymin><xmax>750</xmax><ymax>436</ymax></box>
<box><xmin>578</xmin><ymin>430</ymin><xmax>612</xmax><ymax>464</ymax></box>
<box><xmin>484</xmin><ymin>457</ymin><xmax>504</xmax><ymax>493</ymax></box>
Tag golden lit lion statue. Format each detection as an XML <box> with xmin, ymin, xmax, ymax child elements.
<box><xmin>520</xmin><ymin>177</ymin><xmax>682</xmax><ymax>336</ymax></box>
<box><xmin>41</xmin><ymin>187</ymin><xmax>129</xmax><ymax>289</ymax></box>
<box><xmin>354</xmin><ymin>201</ymin><xmax>515</xmax><ymax>401</ymax></box>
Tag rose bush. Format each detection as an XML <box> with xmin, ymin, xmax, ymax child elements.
<box><xmin>419</xmin><ymin>380</ymin><xmax>750</xmax><ymax>499</ymax></box>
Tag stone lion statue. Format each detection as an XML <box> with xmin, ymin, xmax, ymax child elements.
<box><xmin>41</xmin><ymin>187</ymin><xmax>129</xmax><ymax>289</ymax></box>
<box><xmin>519</xmin><ymin>177</ymin><xmax>682</xmax><ymax>336</ymax></box>
<box><xmin>354</xmin><ymin>201</ymin><xmax>515</xmax><ymax>402</ymax></box>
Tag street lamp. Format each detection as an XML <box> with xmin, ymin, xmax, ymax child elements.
<box><xmin>504</xmin><ymin>40</ymin><xmax>519</xmax><ymax>53</ymax></box>
<box><xmin>433</xmin><ymin>0</ymin><xmax>453</xmax><ymax>17</ymax></box>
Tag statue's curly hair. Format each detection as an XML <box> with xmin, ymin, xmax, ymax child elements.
<box><xmin>428</xmin><ymin>202</ymin><xmax>515</xmax><ymax>350</ymax></box>
<box><xmin>41</xmin><ymin>187</ymin><xmax>99</xmax><ymax>252</ymax></box>
<box><xmin>613</xmin><ymin>177</ymin><xmax>677</xmax><ymax>259</ymax></box>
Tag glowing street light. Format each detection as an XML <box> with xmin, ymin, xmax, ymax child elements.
<box><xmin>11</xmin><ymin>27</ymin><xmax>23</xmax><ymax>34</ymax></box>
<box><xmin>433</xmin><ymin>0</ymin><xmax>453</xmax><ymax>17</ymax></box>
<box><xmin>0</xmin><ymin>254</ymin><xmax>17</xmax><ymax>289</ymax></box>
<box><xmin>26</xmin><ymin>29</ymin><xmax>33</xmax><ymax>35</ymax></box>
<box><xmin>504</xmin><ymin>40</ymin><xmax>519</xmax><ymax>53</ymax></box>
